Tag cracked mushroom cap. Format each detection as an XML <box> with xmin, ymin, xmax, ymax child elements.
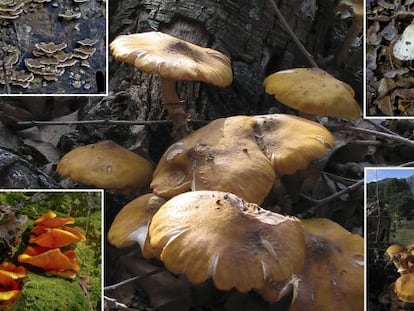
<box><xmin>263</xmin><ymin>68</ymin><xmax>361</xmax><ymax>120</ymax></box>
<box><xmin>151</xmin><ymin>116</ymin><xmax>276</xmax><ymax>204</ymax></box>
<box><xmin>110</xmin><ymin>31</ymin><xmax>233</xmax><ymax>87</ymax></box>
<box><xmin>147</xmin><ymin>191</ymin><xmax>305</xmax><ymax>293</ymax></box>
<box><xmin>393</xmin><ymin>24</ymin><xmax>414</xmax><ymax>61</ymax></box>
<box><xmin>258</xmin><ymin>218</ymin><xmax>363</xmax><ymax>309</ymax></box>
<box><xmin>253</xmin><ymin>114</ymin><xmax>334</xmax><ymax>175</ymax></box>
<box><xmin>107</xmin><ymin>193</ymin><xmax>166</xmax><ymax>249</ymax></box>
<box><xmin>57</xmin><ymin>140</ymin><xmax>153</xmax><ymax>195</ymax></box>
<box><xmin>393</xmin><ymin>273</ymin><xmax>414</xmax><ymax>303</ymax></box>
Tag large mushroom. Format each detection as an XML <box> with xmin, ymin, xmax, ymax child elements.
<box><xmin>263</xmin><ymin>68</ymin><xmax>361</xmax><ymax>120</ymax></box>
<box><xmin>145</xmin><ymin>191</ymin><xmax>306</xmax><ymax>294</ymax></box>
<box><xmin>57</xmin><ymin>140</ymin><xmax>153</xmax><ymax>196</ymax></box>
<box><xmin>110</xmin><ymin>31</ymin><xmax>233</xmax><ymax>140</ymax></box>
<box><xmin>151</xmin><ymin>114</ymin><xmax>334</xmax><ymax>204</ymax></box>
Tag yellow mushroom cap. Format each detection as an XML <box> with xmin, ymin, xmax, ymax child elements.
<box><xmin>258</xmin><ymin>218</ymin><xmax>363</xmax><ymax>309</ymax></box>
<box><xmin>147</xmin><ymin>191</ymin><xmax>305</xmax><ymax>293</ymax></box>
<box><xmin>110</xmin><ymin>31</ymin><xmax>233</xmax><ymax>87</ymax></box>
<box><xmin>393</xmin><ymin>273</ymin><xmax>414</xmax><ymax>303</ymax></box>
<box><xmin>253</xmin><ymin>114</ymin><xmax>335</xmax><ymax>175</ymax></box>
<box><xmin>385</xmin><ymin>244</ymin><xmax>406</xmax><ymax>260</ymax></box>
<box><xmin>151</xmin><ymin>116</ymin><xmax>275</xmax><ymax>204</ymax></box>
<box><xmin>57</xmin><ymin>140</ymin><xmax>153</xmax><ymax>195</ymax></box>
<box><xmin>107</xmin><ymin>193</ymin><xmax>165</xmax><ymax>249</ymax></box>
<box><xmin>263</xmin><ymin>68</ymin><xmax>361</xmax><ymax>120</ymax></box>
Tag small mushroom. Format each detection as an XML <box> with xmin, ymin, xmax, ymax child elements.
<box><xmin>393</xmin><ymin>273</ymin><xmax>414</xmax><ymax>303</ymax></box>
<box><xmin>393</xmin><ymin>24</ymin><xmax>414</xmax><ymax>61</ymax></box>
<box><xmin>258</xmin><ymin>218</ymin><xmax>364</xmax><ymax>309</ymax></box>
<box><xmin>263</xmin><ymin>68</ymin><xmax>361</xmax><ymax>120</ymax></box>
<box><xmin>0</xmin><ymin>262</ymin><xmax>26</xmax><ymax>303</ymax></box>
<box><xmin>110</xmin><ymin>31</ymin><xmax>233</xmax><ymax>140</ymax></box>
<box><xmin>107</xmin><ymin>193</ymin><xmax>166</xmax><ymax>249</ymax></box>
<box><xmin>385</xmin><ymin>244</ymin><xmax>410</xmax><ymax>274</ymax></box>
<box><xmin>147</xmin><ymin>191</ymin><xmax>305</xmax><ymax>293</ymax></box>
<box><xmin>57</xmin><ymin>140</ymin><xmax>153</xmax><ymax>195</ymax></box>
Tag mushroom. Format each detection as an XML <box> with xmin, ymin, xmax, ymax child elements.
<box><xmin>393</xmin><ymin>24</ymin><xmax>414</xmax><ymax>61</ymax></box>
<box><xmin>29</xmin><ymin>227</ymin><xmax>86</xmax><ymax>249</ymax></box>
<box><xmin>263</xmin><ymin>68</ymin><xmax>361</xmax><ymax>120</ymax></box>
<box><xmin>0</xmin><ymin>261</ymin><xmax>26</xmax><ymax>303</ymax></box>
<box><xmin>107</xmin><ymin>193</ymin><xmax>166</xmax><ymax>249</ymax></box>
<box><xmin>393</xmin><ymin>273</ymin><xmax>414</xmax><ymax>303</ymax></box>
<box><xmin>57</xmin><ymin>140</ymin><xmax>153</xmax><ymax>195</ymax></box>
<box><xmin>33</xmin><ymin>210</ymin><xmax>74</xmax><ymax>228</ymax></box>
<box><xmin>385</xmin><ymin>244</ymin><xmax>410</xmax><ymax>274</ymax></box>
<box><xmin>258</xmin><ymin>218</ymin><xmax>364</xmax><ymax>309</ymax></box>
<box><xmin>151</xmin><ymin>114</ymin><xmax>334</xmax><ymax>204</ymax></box>
<box><xmin>110</xmin><ymin>31</ymin><xmax>233</xmax><ymax>140</ymax></box>
<box><xmin>146</xmin><ymin>190</ymin><xmax>306</xmax><ymax>294</ymax></box>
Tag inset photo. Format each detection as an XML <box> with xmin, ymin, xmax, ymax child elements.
<box><xmin>366</xmin><ymin>1</ymin><xmax>414</xmax><ymax>117</ymax></box>
<box><xmin>0</xmin><ymin>0</ymin><xmax>107</xmax><ymax>95</ymax></box>
<box><xmin>366</xmin><ymin>168</ymin><xmax>414</xmax><ymax>309</ymax></box>
<box><xmin>0</xmin><ymin>190</ymin><xmax>102</xmax><ymax>310</ymax></box>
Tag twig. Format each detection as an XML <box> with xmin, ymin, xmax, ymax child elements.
<box><xmin>298</xmin><ymin>179</ymin><xmax>364</xmax><ymax>216</ymax></box>
<box><xmin>267</xmin><ymin>0</ymin><xmax>319</xmax><ymax>68</ymax></box>
<box><xmin>364</xmin><ymin>119</ymin><xmax>397</xmax><ymax>135</ymax></box>
<box><xmin>104</xmin><ymin>268</ymin><xmax>164</xmax><ymax>291</ymax></box>
<box><xmin>16</xmin><ymin>119</ymin><xmax>208</xmax><ymax>126</ymax></box>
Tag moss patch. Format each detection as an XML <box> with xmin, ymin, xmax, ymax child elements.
<box><xmin>7</xmin><ymin>273</ymin><xmax>88</xmax><ymax>311</ymax></box>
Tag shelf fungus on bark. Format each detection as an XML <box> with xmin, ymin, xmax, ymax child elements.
<box><xmin>57</xmin><ymin>140</ymin><xmax>153</xmax><ymax>195</ymax></box>
<box><xmin>107</xmin><ymin>193</ymin><xmax>166</xmax><ymax>249</ymax></box>
<box><xmin>151</xmin><ymin>114</ymin><xmax>334</xmax><ymax>204</ymax></box>
<box><xmin>110</xmin><ymin>31</ymin><xmax>233</xmax><ymax>140</ymax></box>
<box><xmin>263</xmin><ymin>68</ymin><xmax>361</xmax><ymax>120</ymax></box>
<box><xmin>145</xmin><ymin>191</ymin><xmax>306</xmax><ymax>295</ymax></box>
<box><xmin>258</xmin><ymin>218</ymin><xmax>364</xmax><ymax>309</ymax></box>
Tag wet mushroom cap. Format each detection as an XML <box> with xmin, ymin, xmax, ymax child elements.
<box><xmin>57</xmin><ymin>140</ymin><xmax>153</xmax><ymax>194</ymax></box>
<box><xmin>263</xmin><ymin>68</ymin><xmax>361</xmax><ymax>120</ymax></box>
<box><xmin>110</xmin><ymin>31</ymin><xmax>233</xmax><ymax>87</ymax></box>
<box><xmin>393</xmin><ymin>273</ymin><xmax>414</xmax><ymax>303</ymax></box>
<box><xmin>147</xmin><ymin>191</ymin><xmax>306</xmax><ymax>292</ymax></box>
<box><xmin>151</xmin><ymin>116</ymin><xmax>276</xmax><ymax>204</ymax></box>
<box><xmin>108</xmin><ymin>193</ymin><xmax>166</xmax><ymax>249</ymax></box>
<box><xmin>258</xmin><ymin>218</ymin><xmax>363</xmax><ymax>309</ymax></box>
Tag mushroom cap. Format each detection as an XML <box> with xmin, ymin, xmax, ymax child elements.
<box><xmin>253</xmin><ymin>114</ymin><xmax>335</xmax><ymax>175</ymax></box>
<box><xmin>393</xmin><ymin>24</ymin><xmax>414</xmax><ymax>61</ymax></box>
<box><xmin>29</xmin><ymin>227</ymin><xmax>85</xmax><ymax>248</ymax></box>
<box><xmin>385</xmin><ymin>244</ymin><xmax>406</xmax><ymax>260</ymax></box>
<box><xmin>110</xmin><ymin>31</ymin><xmax>233</xmax><ymax>87</ymax></box>
<box><xmin>263</xmin><ymin>68</ymin><xmax>361</xmax><ymax>120</ymax></box>
<box><xmin>0</xmin><ymin>262</ymin><xmax>26</xmax><ymax>284</ymax></box>
<box><xmin>151</xmin><ymin>116</ymin><xmax>276</xmax><ymax>204</ymax></box>
<box><xmin>393</xmin><ymin>273</ymin><xmax>414</xmax><ymax>303</ymax></box>
<box><xmin>107</xmin><ymin>193</ymin><xmax>165</xmax><ymax>249</ymax></box>
<box><xmin>147</xmin><ymin>191</ymin><xmax>305</xmax><ymax>292</ymax></box>
<box><xmin>33</xmin><ymin>210</ymin><xmax>75</xmax><ymax>228</ymax></box>
<box><xmin>259</xmin><ymin>218</ymin><xmax>364</xmax><ymax>309</ymax></box>
<box><xmin>57</xmin><ymin>140</ymin><xmax>153</xmax><ymax>195</ymax></box>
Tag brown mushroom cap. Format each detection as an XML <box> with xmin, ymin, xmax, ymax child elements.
<box><xmin>253</xmin><ymin>114</ymin><xmax>335</xmax><ymax>175</ymax></box>
<box><xmin>393</xmin><ymin>273</ymin><xmax>414</xmax><ymax>303</ymax></box>
<box><xmin>110</xmin><ymin>31</ymin><xmax>233</xmax><ymax>87</ymax></box>
<box><xmin>257</xmin><ymin>218</ymin><xmax>363</xmax><ymax>309</ymax></box>
<box><xmin>57</xmin><ymin>140</ymin><xmax>153</xmax><ymax>195</ymax></box>
<box><xmin>151</xmin><ymin>116</ymin><xmax>276</xmax><ymax>204</ymax></box>
<box><xmin>107</xmin><ymin>193</ymin><xmax>166</xmax><ymax>249</ymax></box>
<box><xmin>263</xmin><ymin>68</ymin><xmax>361</xmax><ymax>120</ymax></box>
<box><xmin>147</xmin><ymin>190</ymin><xmax>305</xmax><ymax>293</ymax></box>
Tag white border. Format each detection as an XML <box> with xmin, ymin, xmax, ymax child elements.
<box><xmin>0</xmin><ymin>0</ymin><xmax>109</xmax><ymax>97</ymax></box>
<box><xmin>0</xmin><ymin>188</ymin><xmax>105</xmax><ymax>311</ymax></box>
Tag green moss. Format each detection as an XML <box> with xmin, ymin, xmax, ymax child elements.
<box><xmin>7</xmin><ymin>273</ymin><xmax>89</xmax><ymax>311</ymax></box>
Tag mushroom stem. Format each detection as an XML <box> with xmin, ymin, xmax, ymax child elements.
<box><xmin>160</xmin><ymin>78</ymin><xmax>191</xmax><ymax>140</ymax></box>
<box><xmin>267</xmin><ymin>0</ymin><xmax>319</xmax><ymax>68</ymax></box>
<box><xmin>336</xmin><ymin>16</ymin><xmax>363</xmax><ymax>67</ymax></box>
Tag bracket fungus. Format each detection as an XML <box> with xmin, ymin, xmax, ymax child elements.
<box><xmin>263</xmin><ymin>68</ymin><xmax>361</xmax><ymax>120</ymax></box>
<box><xmin>110</xmin><ymin>31</ymin><xmax>233</xmax><ymax>140</ymax></box>
<box><xmin>393</xmin><ymin>24</ymin><xmax>414</xmax><ymax>61</ymax></box>
<box><xmin>0</xmin><ymin>1</ymin><xmax>24</xmax><ymax>20</ymax></box>
<box><xmin>107</xmin><ymin>193</ymin><xmax>166</xmax><ymax>249</ymax></box>
<box><xmin>151</xmin><ymin>114</ymin><xmax>334</xmax><ymax>204</ymax></box>
<box><xmin>259</xmin><ymin>218</ymin><xmax>363</xmax><ymax>309</ymax></box>
<box><xmin>57</xmin><ymin>140</ymin><xmax>153</xmax><ymax>195</ymax></box>
<box><xmin>146</xmin><ymin>191</ymin><xmax>305</xmax><ymax>294</ymax></box>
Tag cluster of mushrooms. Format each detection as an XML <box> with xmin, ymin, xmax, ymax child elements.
<box><xmin>383</xmin><ymin>243</ymin><xmax>414</xmax><ymax>305</ymax></box>
<box><xmin>18</xmin><ymin>211</ymin><xmax>85</xmax><ymax>279</ymax></box>
<box><xmin>0</xmin><ymin>261</ymin><xmax>26</xmax><ymax>305</ymax></box>
<box><xmin>57</xmin><ymin>31</ymin><xmax>363</xmax><ymax>309</ymax></box>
